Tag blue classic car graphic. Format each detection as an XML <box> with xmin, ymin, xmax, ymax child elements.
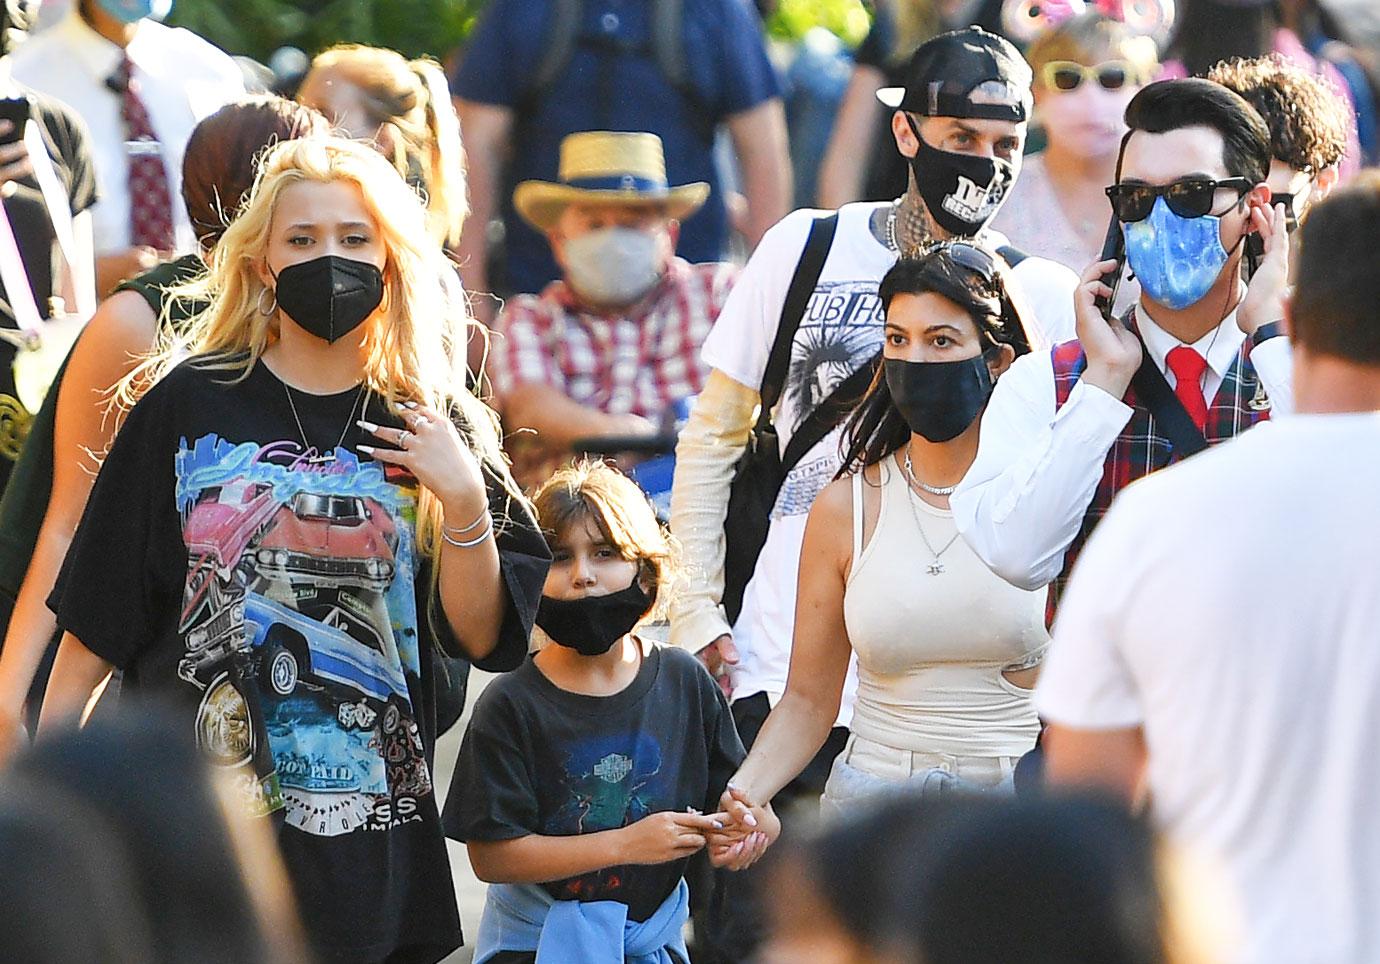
<box><xmin>243</xmin><ymin>593</ymin><xmax>410</xmax><ymax>704</ymax></box>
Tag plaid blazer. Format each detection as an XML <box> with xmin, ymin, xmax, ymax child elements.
<box><xmin>1046</xmin><ymin>310</ymin><xmax>1273</xmax><ymax>625</ymax></box>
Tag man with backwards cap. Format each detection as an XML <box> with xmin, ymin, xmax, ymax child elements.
<box><xmin>666</xmin><ymin>27</ymin><xmax>1077</xmax><ymax>963</ymax></box>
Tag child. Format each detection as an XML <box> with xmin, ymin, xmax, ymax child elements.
<box><xmin>445</xmin><ymin>461</ymin><xmax>775</xmax><ymax>963</ymax></box>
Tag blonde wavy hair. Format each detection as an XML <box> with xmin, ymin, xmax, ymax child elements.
<box><xmin>304</xmin><ymin>44</ymin><xmax>468</xmax><ymax>248</ymax></box>
<box><xmin>125</xmin><ymin>135</ymin><xmax>516</xmax><ymax>558</ymax></box>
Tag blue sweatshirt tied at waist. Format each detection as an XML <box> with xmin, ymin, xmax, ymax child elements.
<box><xmin>473</xmin><ymin>878</ymin><xmax>690</xmax><ymax>964</ymax></box>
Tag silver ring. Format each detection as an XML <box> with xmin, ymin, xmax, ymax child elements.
<box><xmin>398</xmin><ymin>430</ymin><xmax>412</xmax><ymax>448</ymax></box>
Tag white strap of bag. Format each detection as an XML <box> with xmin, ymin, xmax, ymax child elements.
<box><xmin>0</xmin><ymin>116</ymin><xmax>79</xmax><ymax>350</ymax></box>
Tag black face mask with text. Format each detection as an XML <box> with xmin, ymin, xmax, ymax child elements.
<box><xmin>536</xmin><ymin>579</ymin><xmax>653</xmax><ymax>657</ymax></box>
<box><xmin>885</xmin><ymin>353</ymin><xmax>996</xmax><ymax>443</ymax></box>
<box><xmin>905</xmin><ymin>116</ymin><xmax>1014</xmax><ymax>237</ymax></box>
<box><xmin>273</xmin><ymin>255</ymin><xmax>385</xmax><ymax>344</ymax></box>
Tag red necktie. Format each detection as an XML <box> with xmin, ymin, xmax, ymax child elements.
<box><xmin>1166</xmin><ymin>345</ymin><xmax>1209</xmax><ymax>432</ymax></box>
<box><xmin>107</xmin><ymin>55</ymin><xmax>175</xmax><ymax>252</ymax></box>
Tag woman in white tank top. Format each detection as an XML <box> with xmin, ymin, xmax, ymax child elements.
<box><xmin>722</xmin><ymin>243</ymin><xmax>1047</xmax><ymax>822</ymax></box>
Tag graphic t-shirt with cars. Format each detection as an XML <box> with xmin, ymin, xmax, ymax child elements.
<box><xmin>51</xmin><ymin>356</ymin><xmax>541</xmax><ymax>962</ymax></box>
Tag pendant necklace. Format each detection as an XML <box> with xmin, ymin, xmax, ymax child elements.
<box><xmin>900</xmin><ymin>453</ymin><xmax>962</xmax><ymax>575</ymax></box>
<box><xmin>283</xmin><ymin>381</ymin><xmax>366</xmax><ymax>465</ymax></box>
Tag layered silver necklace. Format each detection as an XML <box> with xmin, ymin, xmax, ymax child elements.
<box><xmin>901</xmin><ymin>449</ymin><xmax>961</xmax><ymax>575</ymax></box>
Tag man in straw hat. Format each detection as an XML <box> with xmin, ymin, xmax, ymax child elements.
<box><xmin>490</xmin><ymin>131</ymin><xmax>737</xmax><ymax>487</ymax></box>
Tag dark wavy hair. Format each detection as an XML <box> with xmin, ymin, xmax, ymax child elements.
<box><xmin>836</xmin><ymin>245</ymin><xmax>1030</xmax><ymax>478</ymax></box>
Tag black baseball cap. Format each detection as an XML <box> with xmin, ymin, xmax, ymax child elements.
<box><xmin>877</xmin><ymin>27</ymin><xmax>1033</xmax><ymax>123</ymax></box>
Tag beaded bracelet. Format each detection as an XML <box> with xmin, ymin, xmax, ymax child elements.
<box><xmin>442</xmin><ymin>506</ymin><xmax>490</xmax><ymax>537</ymax></box>
<box><xmin>441</xmin><ymin>519</ymin><xmax>493</xmax><ymax>549</ymax></box>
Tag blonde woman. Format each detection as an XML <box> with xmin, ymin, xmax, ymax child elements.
<box><xmin>298</xmin><ymin>44</ymin><xmax>468</xmax><ymax>249</ymax></box>
<box><xmin>39</xmin><ymin>136</ymin><xmax>550</xmax><ymax>963</ymax></box>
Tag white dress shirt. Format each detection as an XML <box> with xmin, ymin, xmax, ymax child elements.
<box><xmin>1036</xmin><ymin>413</ymin><xmax>1380</xmax><ymax>963</ymax></box>
<box><xmin>11</xmin><ymin>12</ymin><xmax>244</xmax><ymax>255</ymax></box>
<box><xmin>951</xmin><ymin>306</ymin><xmax>1292</xmax><ymax>591</ymax></box>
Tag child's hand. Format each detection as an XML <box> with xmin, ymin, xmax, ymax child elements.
<box><xmin>615</xmin><ymin>811</ymin><xmax>721</xmax><ymax>865</ymax></box>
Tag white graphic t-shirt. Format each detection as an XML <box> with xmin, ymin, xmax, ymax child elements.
<box><xmin>701</xmin><ymin>201</ymin><xmax>1077</xmax><ymax>722</ymax></box>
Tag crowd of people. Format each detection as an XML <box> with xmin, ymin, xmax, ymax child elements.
<box><xmin>0</xmin><ymin>0</ymin><xmax>1377</xmax><ymax>962</ymax></box>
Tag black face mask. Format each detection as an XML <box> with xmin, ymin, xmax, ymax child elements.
<box><xmin>905</xmin><ymin>117</ymin><xmax>1014</xmax><ymax>237</ymax></box>
<box><xmin>885</xmin><ymin>353</ymin><xmax>995</xmax><ymax>442</ymax></box>
<box><xmin>536</xmin><ymin>579</ymin><xmax>652</xmax><ymax>657</ymax></box>
<box><xmin>273</xmin><ymin>255</ymin><xmax>385</xmax><ymax>344</ymax></box>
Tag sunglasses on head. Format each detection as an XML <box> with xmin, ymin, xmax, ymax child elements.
<box><xmin>1041</xmin><ymin>60</ymin><xmax>1139</xmax><ymax>93</ymax></box>
<box><xmin>917</xmin><ymin>240</ymin><xmax>998</xmax><ymax>279</ymax></box>
<box><xmin>1105</xmin><ymin>177</ymin><xmax>1254</xmax><ymax>222</ymax></box>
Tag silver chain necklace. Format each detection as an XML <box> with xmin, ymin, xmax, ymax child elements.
<box><xmin>885</xmin><ymin>199</ymin><xmax>901</xmax><ymax>254</ymax></box>
<box><xmin>900</xmin><ymin>464</ymin><xmax>963</xmax><ymax>575</ymax></box>
<box><xmin>283</xmin><ymin>381</ymin><xmax>366</xmax><ymax>465</ymax></box>
<box><xmin>904</xmin><ymin>447</ymin><xmax>957</xmax><ymax>496</ymax></box>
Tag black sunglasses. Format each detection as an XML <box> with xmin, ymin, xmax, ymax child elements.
<box><xmin>1106</xmin><ymin>177</ymin><xmax>1254</xmax><ymax>222</ymax></box>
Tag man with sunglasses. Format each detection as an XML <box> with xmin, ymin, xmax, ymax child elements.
<box><xmin>952</xmin><ymin>78</ymin><xmax>1293</xmax><ymax>626</ymax></box>
<box><xmin>667</xmin><ymin>26</ymin><xmax>1078</xmax><ymax>963</ymax></box>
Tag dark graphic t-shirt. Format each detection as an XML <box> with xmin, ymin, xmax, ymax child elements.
<box><xmin>445</xmin><ymin>644</ymin><xmax>745</xmax><ymax>922</ymax></box>
<box><xmin>50</xmin><ymin>356</ymin><xmax>549</xmax><ymax>962</ymax></box>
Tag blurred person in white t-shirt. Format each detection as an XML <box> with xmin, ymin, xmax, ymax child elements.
<box><xmin>1040</xmin><ymin>170</ymin><xmax>1380</xmax><ymax>964</ymax></box>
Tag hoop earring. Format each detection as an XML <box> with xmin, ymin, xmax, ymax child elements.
<box><xmin>257</xmin><ymin>286</ymin><xmax>277</xmax><ymax>316</ymax></box>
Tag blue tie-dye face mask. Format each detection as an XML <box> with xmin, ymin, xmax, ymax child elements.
<box><xmin>1122</xmin><ymin>197</ymin><xmax>1230</xmax><ymax>311</ymax></box>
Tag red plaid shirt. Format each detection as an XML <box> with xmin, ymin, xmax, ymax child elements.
<box><xmin>490</xmin><ymin>257</ymin><xmax>737</xmax><ymax>418</ymax></box>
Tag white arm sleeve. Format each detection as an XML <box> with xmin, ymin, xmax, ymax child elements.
<box><xmin>952</xmin><ymin>350</ymin><xmax>1135</xmax><ymax>591</ymax></box>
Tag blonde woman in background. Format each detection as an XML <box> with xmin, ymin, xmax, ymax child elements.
<box><xmin>299</xmin><ymin>44</ymin><xmax>469</xmax><ymax>249</ymax></box>
<box><xmin>38</xmin><ymin>136</ymin><xmax>549</xmax><ymax>963</ymax></box>
<box><xmin>990</xmin><ymin>14</ymin><xmax>1157</xmax><ymax>314</ymax></box>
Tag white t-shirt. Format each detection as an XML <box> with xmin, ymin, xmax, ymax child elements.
<box><xmin>702</xmin><ymin>201</ymin><xmax>1078</xmax><ymax>721</ymax></box>
<box><xmin>1037</xmin><ymin>413</ymin><xmax>1380</xmax><ymax>964</ymax></box>
<box><xmin>12</xmin><ymin>13</ymin><xmax>245</xmax><ymax>256</ymax></box>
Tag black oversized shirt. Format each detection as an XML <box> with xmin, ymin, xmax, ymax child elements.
<box><xmin>445</xmin><ymin>644</ymin><xmax>745</xmax><ymax>922</ymax></box>
<box><xmin>50</xmin><ymin>355</ymin><xmax>550</xmax><ymax>962</ymax></box>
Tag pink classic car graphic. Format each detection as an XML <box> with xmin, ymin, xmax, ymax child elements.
<box><xmin>254</xmin><ymin>492</ymin><xmax>399</xmax><ymax>591</ymax></box>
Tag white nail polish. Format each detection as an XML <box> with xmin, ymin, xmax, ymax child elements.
<box><xmin>357</xmin><ymin>420</ymin><xmax>378</xmax><ymax>432</ymax></box>
<box><xmin>359</xmin><ymin>444</ymin><xmax>375</xmax><ymax>454</ymax></box>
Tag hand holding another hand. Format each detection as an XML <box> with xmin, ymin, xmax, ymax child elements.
<box><xmin>707</xmin><ymin>785</ymin><xmax>780</xmax><ymax>870</ymax></box>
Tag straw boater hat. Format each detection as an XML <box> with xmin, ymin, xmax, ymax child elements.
<box><xmin>513</xmin><ymin>131</ymin><xmax>710</xmax><ymax>232</ymax></box>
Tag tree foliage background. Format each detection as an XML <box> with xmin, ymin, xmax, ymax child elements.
<box><xmin>165</xmin><ymin>0</ymin><xmax>871</xmax><ymax>64</ymax></box>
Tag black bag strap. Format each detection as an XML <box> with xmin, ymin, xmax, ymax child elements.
<box><xmin>755</xmin><ymin>213</ymin><xmax>839</xmax><ymax>432</ymax></box>
<box><xmin>995</xmin><ymin>243</ymin><xmax>1028</xmax><ymax>268</ymax></box>
<box><xmin>779</xmin><ymin>352</ymin><xmax>878</xmax><ymax>474</ymax></box>
<box><xmin>1128</xmin><ymin>341</ymin><xmax>1209</xmax><ymax>457</ymax></box>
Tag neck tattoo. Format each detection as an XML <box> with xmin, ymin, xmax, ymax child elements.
<box><xmin>881</xmin><ymin>192</ymin><xmax>933</xmax><ymax>257</ymax></box>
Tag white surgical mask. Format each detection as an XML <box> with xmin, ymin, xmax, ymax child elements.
<box><xmin>563</xmin><ymin>227</ymin><xmax>664</xmax><ymax>307</ymax></box>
